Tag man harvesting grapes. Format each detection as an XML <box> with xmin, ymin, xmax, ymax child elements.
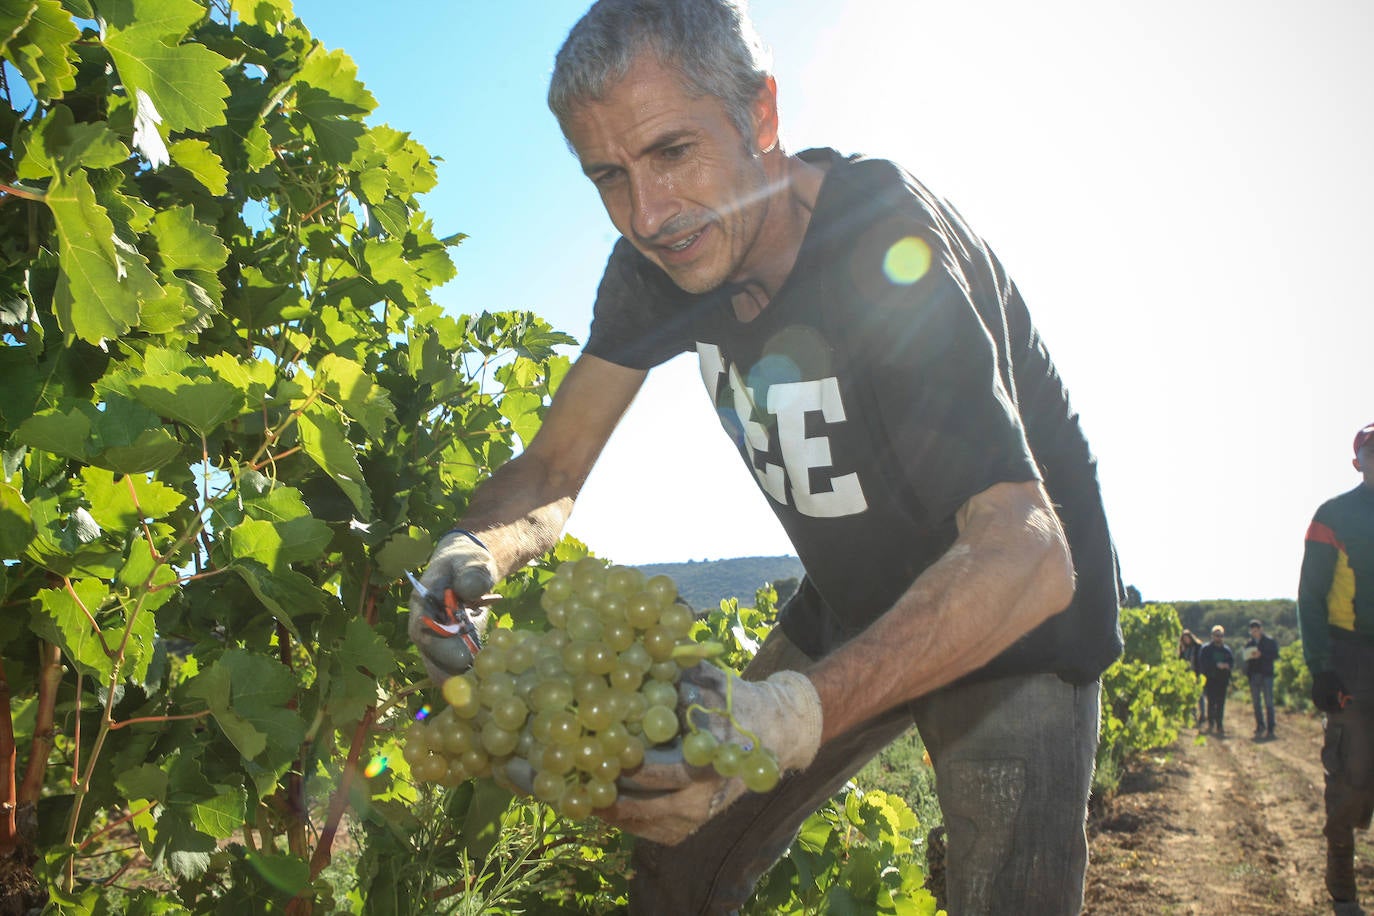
<box><xmin>409</xmin><ymin>0</ymin><xmax>1123</xmax><ymax>912</ymax></box>
<box><xmin>1299</xmin><ymin>422</ymin><xmax>1374</xmax><ymax>916</ymax></box>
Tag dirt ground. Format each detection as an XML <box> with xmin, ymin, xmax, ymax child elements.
<box><xmin>1083</xmin><ymin>706</ymin><xmax>1374</xmax><ymax>915</ymax></box>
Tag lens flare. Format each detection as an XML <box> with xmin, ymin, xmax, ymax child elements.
<box><xmin>415</xmin><ymin>704</ymin><xmax>432</xmax><ymax>721</ymax></box>
<box><xmin>364</xmin><ymin>756</ymin><xmax>389</xmax><ymax>778</ymax></box>
<box><xmin>883</xmin><ymin>236</ymin><xmax>932</xmax><ymax>285</ymax></box>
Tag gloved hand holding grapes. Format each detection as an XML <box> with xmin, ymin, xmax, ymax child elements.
<box><xmin>407</xmin><ymin>529</ymin><xmax>498</xmax><ymax>683</ymax></box>
<box><xmin>603</xmin><ymin>662</ymin><xmax>823</xmax><ymax>846</ymax></box>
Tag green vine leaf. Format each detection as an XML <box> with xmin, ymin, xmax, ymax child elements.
<box><xmin>101</xmin><ymin>0</ymin><xmax>231</xmax><ymax>135</ymax></box>
<box><xmin>297</xmin><ymin>402</ymin><xmax>373</xmax><ymax>518</ymax></box>
<box><xmin>33</xmin><ymin>578</ymin><xmax>114</xmax><ymax>679</ymax></box>
<box><xmin>2</xmin><ymin>0</ymin><xmax>80</xmax><ymax>104</ymax></box>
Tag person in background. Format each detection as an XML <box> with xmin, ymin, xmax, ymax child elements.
<box><xmin>1178</xmin><ymin>629</ymin><xmax>1204</xmax><ymax>725</ymax></box>
<box><xmin>1243</xmin><ymin>618</ymin><xmax>1280</xmax><ymax>740</ymax></box>
<box><xmin>1196</xmin><ymin>624</ymin><xmax>1234</xmax><ymax>736</ymax></box>
<box><xmin>1298</xmin><ymin>421</ymin><xmax>1374</xmax><ymax>916</ymax></box>
<box><xmin>407</xmin><ymin>1</ymin><xmax>1123</xmax><ymax>912</ymax></box>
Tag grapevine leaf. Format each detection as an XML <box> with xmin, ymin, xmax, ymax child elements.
<box><xmin>0</xmin><ymin>482</ymin><xmax>34</xmax><ymax>557</ymax></box>
<box><xmin>14</xmin><ymin>405</ymin><xmax>92</xmax><ymax>460</ymax></box>
<box><xmin>102</xmin><ymin>0</ymin><xmax>231</xmax><ymax>135</ymax></box>
<box><xmin>129</xmin><ymin>374</ymin><xmax>245</xmax><ymax>436</ymax></box>
<box><xmin>226</xmin><ymin>516</ymin><xmax>329</xmax><ymax>572</ymax></box>
<box><xmin>188</xmin><ymin>788</ymin><xmax>246</xmax><ymax>839</ymax></box>
<box><xmin>167</xmin><ymin>137</ymin><xmax>229</xmax><ymax>195</ymax></box>
<box><xmin>4</xmin><ymin>0</ymin><xmax>79</xmax><ymax>104</ymax></box>
<box><xmin>45</xmin><ymin>170</ymin><xmax>163</xmax><ymax>344</ymax></box>
<box><xmin>81</xmin><ymin>465</ymin><xmax>185</xmax><ymax>530</ymax></box>
<box><xmin>149</xmin><ymin>809</ymin><xmax>214</xmax><ymax>879</ymax></box>
<box><xmin>297</xmin><ymin>403</ymin><xmax>372</xmax><ymax>518</ymax></box>
<box><xmin>227</xmin><ymin>559</ymin><xmax>324</xmax><ymax>641</ymax></box>
<box><xmin>375</xmin><ymin>530</ymin><xmax>431</xmax><ymax>579</ymax></box>
<box><xmin>187</xmin><ymin>650</ymin><xmax>303</xmax><ymax>769</ymax></box>
<box><xmin>94</xmin><ymin>427</ymin><xmax>184</xmax><ymax>474</ymax></box>
<box><xmin>323</xmin><ymin>618</ymin><xmax>393</xmax><ymax>721</ymax></box>
<box><xmin>16</xmin><ymin>105</ymin><xmax>129</xmax><ymax>179</ymax></box>
<box><xmin>293</xmin><ymin>47</ymin><xmax>375</xmax><ymax>162</ymax></box>
<box><xmin>317</xmin><ymin>353</ymin><xmax>393</xmax><ymax>439</ymax></box>
<box><xmin>117</xmin><ymin>764</ymin><xmax>168</xmax><ymax>803</ymax></box>
<box><xmin>497</xmin><ymin>389</ymin><xmax>543</xmax><ymax>449</ymax></box>
<box><xmin>0</xmin><ymin>4</ymin><xmax>34</xmax><ymax>56</ymax></box>
<box><xmin>243</xmin><ymin>850</ymin><xmax>310</xmax><ymax>894</ymax></box>
<box><xmin>33</xmin><ymin>578</ymin><xmax>114</xmax><ymax>679</ymax></box>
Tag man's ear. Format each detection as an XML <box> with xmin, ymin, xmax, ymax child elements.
<box><xmin>1355</xmin><ymin>457</ymin><xmax>1363</xmax><ymax>473</ymax></box>
<box><xmin>751</xmin><ymin>75</ymin><xmax>780</xmax><ymax>154</ymax></box>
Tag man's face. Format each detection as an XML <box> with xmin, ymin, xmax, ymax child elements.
<box><xmin>1356</xmin><ymin>439</ymin><xmax>1374</xmax><ymax>487</ymax></box>
<box><xmin>1212</xmin><ymin>632</ymin><xmax>1225</xmax><ymax>644</ymax></box>
<box><xmin>564</xmin><ymin>54</ymin><xmax>771</xmax><ymax>295</ymax></box>
<box><xmin>1249</xmin><ymin>624</ymin><xmax>1261</xmax><ymax>639</ymax></box>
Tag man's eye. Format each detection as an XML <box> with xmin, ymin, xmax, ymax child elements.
<box><xmin>660</xmin><ymin>144</ymin><xmax>689</xmax><ymax>161</ymax></box>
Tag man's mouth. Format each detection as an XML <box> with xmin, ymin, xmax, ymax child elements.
<box><xmin>666</xmin><ymin>231</ymin><xmax>702</xmax><ymax>252</ymax></box>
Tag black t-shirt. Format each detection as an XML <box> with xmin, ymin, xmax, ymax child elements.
<box><xmin>584</xmin><ymin>148</ymin><xmax>1123</xmax><ymax>685</ymax></box>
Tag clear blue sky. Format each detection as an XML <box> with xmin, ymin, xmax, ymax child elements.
<box><xmin>294</xmin><ymin>0</ymin><xmax>1373</xmax><ymax>601</ymax></box>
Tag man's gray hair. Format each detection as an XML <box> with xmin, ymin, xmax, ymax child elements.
<box><xmin>549</xmin><ymin>0</ymin><xmax>773</xmax><ymax>149</ymax></box>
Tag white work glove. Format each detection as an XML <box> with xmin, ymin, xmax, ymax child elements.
<box><xmin>605</xmin><ymin>664</ymin><xmax>823</xmax><ymax>846</ymax></box>
<box><xmin>407</xmin><ymin>529</ymin><xmax>497</xmax><ymax>683</ymax></box>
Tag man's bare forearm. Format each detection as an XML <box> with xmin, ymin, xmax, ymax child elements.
<box><xmin>454</xmin><ymin>451</ymin><xmax>581</xmax><ymax>579</ymax></box>
<box><xmin>807</xmin><ymin>481</ymin><xmax>1075</xmax><ymax>742</ymax></box>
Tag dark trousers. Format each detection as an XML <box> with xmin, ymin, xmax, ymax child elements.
<box><xmin>1323</xmin><ymin>640</ymin><xmax>1374</xmax><ymax>902</ymax></box>
<box><xmin>1203</xmin><ymin>676</ymin><xmax>1229</xmax><ymax>730</ymax></box>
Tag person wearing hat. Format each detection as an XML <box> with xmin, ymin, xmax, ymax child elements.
<box><xmin>1298</xmin><ymin>421</ymin><xmax>1374</xmax><ymax>916</ymax></box>
<box><xmin>1195</xmin><ymin>624</ymin><xmax>1234</xmax><ymax>735</ymax></box>
<box><xmin>1242</xmin><ymin>618</ymin><xmax>1280</xmax><ymax>740</ymax></box>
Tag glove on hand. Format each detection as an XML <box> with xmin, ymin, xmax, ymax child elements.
<box><xmin>606</xmin><ymin>664</ymin><xmax>823</xmax><ymax>846</ymax></box>
<box><xmin>1312</xmin><ymin>669</ymin><xmax>1349</xmax><ymax>714</ymax></box>
<box><xmin>408</xmin><ymin>530</ymin><xmax>497</xmax><ymax>683</ymax></box>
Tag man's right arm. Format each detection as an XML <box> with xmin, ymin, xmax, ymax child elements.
<box><xmin>1297</xmin><ymin>516</ymin><xmax>1338</xmax><ymax>674</ymax></box>
<box><xmin>455</xmin><ymin>353</ymin><xmax>647</xmax><ymax>578</ymax></box>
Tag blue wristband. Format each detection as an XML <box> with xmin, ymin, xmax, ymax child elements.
<box><xmin>443</xmin><ymin>527</ymin><xmax>489</xmax><ymax>552</ymax></box>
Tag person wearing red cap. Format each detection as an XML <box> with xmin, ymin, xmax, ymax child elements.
<box><xmin>1298</xmin><ymin>421</ymin><xmax>1374</xmax><ymax>916</ymax></box>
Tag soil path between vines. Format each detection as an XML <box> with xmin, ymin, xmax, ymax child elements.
<box><xmin>1082</xmin><ymin>707</ymin><xmax>1373</xmax><ymax>915</ymax></box>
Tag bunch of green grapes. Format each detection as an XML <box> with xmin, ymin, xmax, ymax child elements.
<box><xmin>403</xmin><ymin>557</ymin><xmax>780</xmax><ymax>820</ymax></box>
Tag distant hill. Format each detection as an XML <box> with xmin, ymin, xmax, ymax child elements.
<box><xmin>637</xmin><ymin>556</ymin><xmax>804</xmax><ymax>611</ymax></box>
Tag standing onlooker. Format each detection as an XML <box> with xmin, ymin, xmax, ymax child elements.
<box><xmin>1298</xmin><ymin>421</ymin><xmax>1374</xmax><ymax>916</ymax></box>
<box><xmin>1196</xmin><ymin>625</ymin><xmax>1234</xmax><ymax>736</ymax></box>
<box><xmin>1243</xmin><ymin>618</ymin><xmax>1280</xmax><ymax>740</ymax></box>
<box><xmin>1178</xmin><ymin>629</ymin><xmax>1205</xmax><ymax>726</ymax></box>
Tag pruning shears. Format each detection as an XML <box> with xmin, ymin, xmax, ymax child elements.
<box><xmin>406</xmin><ymin>570</ymin><xmax>487</xmax><ymax>658</ymax></box>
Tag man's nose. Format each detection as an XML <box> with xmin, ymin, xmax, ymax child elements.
<box><xmin>629</xmin><ymin>175</ymin><xmax>680</xmax><ymax>242</ymax></box>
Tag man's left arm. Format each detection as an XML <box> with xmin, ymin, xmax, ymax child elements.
<box><xmin>808</xmin><ymin>478</ymin><xmax>1074</xmax><ymax>741</ymax></box>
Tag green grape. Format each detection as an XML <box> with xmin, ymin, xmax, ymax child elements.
<box><xmin>540</xmin><ymin>742</ymin><xmax>576</xmax><ymax>776</ymax></box>
<box><xmin>641</xmin><ymin>679</ymin><xmax>678</xmax><ymax>710</ymax></box>
<box><xmin>572</xmin><ymin>735</ymin><xmax>603</xmax><ymax>773</ymax></box>
<box><xmin>586</xmin><ymin>643</ymin><xmax>617</xmax><ymax>675</ymax></box>
<box><xmin>560</xmin><ymin>641</ymin><xmax>590</xmax><ymax>674</ymax></box>
<box><xmin>597</xmin><ymin>592</ymin><xmax>628</xmax><ymax>623</ymax></box>
<box><xmin>603</xmin><ymin>620</ymin><xmax>636</xmax><ymax>652</ymax></box>
<box><xmin>487</xmin><ymin>628</ymin><xmax>516</xmax><ymax>652</ymax></box>
<box><xmin>506</xmin><ymin>642</ymin><xmax>535</xmax><ymax>674</ymax></box>
<box><xmin>566</xmin><ymin>609</ymin><xmax>602</xmax><ymax>642</ymax></box>
<box><xmin>544</xmin><ymin>601</ymin><xmax>569</xmax><ymax>629</ymax></box>
<box><xmin>441</xmin><ymin>675</ymin><xmax>474</xmax><ymax>708</ymax></box>
<box><xmin>533</xmin><ymin>770</ymin><xmax>567</xmax><ymax>802</ymax></box>
<box><xmin>642</xmin><ymin>705</ymin><xmax>678</xmax><ymax>744</ymax></box>
<box><xmin>608</xmin><ymin>663</ymin><xmax>642</xmax><ymax>692</ymax></box>
<box><xmin>740</xmin><ymin>750</ymin><xmax>781</xmax><ymax>793</ymax></box>
<box><xmin>606</xmin><ymin>564</ymin><xmax>646</xmax><ymax>596</ymax></box>
<box><xmin>559</xmin><ymin>785</ymin><xmax>593</xmax><ymax>820</ymax></box>
<box><xmin>402</xmin><ymin>726</ymin><xmax>431</xmax><ymax>765</ymax></box>
<box><xmin>491</xmin><ymin>695</ymin><xmax>529</xmax><ymax>732</ymax></box>
<box><xmin>571</xmin><ymin>557</ymin><xmax>607</xmax><ymax>590</ymax></box>
<box><xmin>642</xmin><ymin>626</ymin><xmax>677</xmax><ymax>662</ymax></box>
<box><xmin>440</xmin><ymin>719</ymin><xmax>478</xmax><ymax>757</ymax></box>
<box><xmin>477</xmin><ymin>672</ymin><xmax>516</xmax><ymax>707</ymax></box>
<box><xmin>543</xmin><ymin>575</ymin><xmax>574</xmax><ymax>602</ymax></box>
<box><xmin>658</xmin><ymin>602</ymin><xmax>694</xmax><ymax>638</ymax></box>
<box><xmin>590</xmin><ymin>754</ymin><xmax>621</xmax><ymax>783</ymax></box>
<box><xmin>414</xmin><ymin>752</ymin><xmax>446</xmax><ymax>783</ymax></box>
<box><xmin>532</xmin><ymin>678</ymin><xmax>574</xmax><ymax>713</ymax></box>
<box><xmin>480</xmin><ymin>721</ymin><xmax>519</xmax><ymax>757</ymax></box>
<box><xmin>712</xmin><ymin>742</ymin><xmax>744</xmax><ymax>778</ymax></box>
<box><xmin>625</xmin><ymin>593</ymin><xmax>661</xmax><ymax>629</ymax></box>
<box><xmin>587</xmin><ymin>777</ymin><xmax>618</xmax><ymax>809</ymax></box>
<box><xmin>618</xmin><ymin>737</ymin><xmax>646</xmax><ymax>770</ymax></box>
<box><xmin>646</xmin><ymin>574</ymin><xmax>678</xmax><ymax>605</ymax></box>
<box><xmin>682</xmin><ymin>730</ymin><xmax>719</xmax><ymax>767</ymax></box>
<box><xmin>619</xmin><ymin>643</ymin><xmax>653</xmax><ymax>673</ymax></box>
<box><xmin>460</xmin><ymin>747</ymin><xmax>490</xmax><ymax>776</ymax></box>
<box><xmin>576</xmin><ymin>696</ymin><xmax>615</xmax><ymax>732</ymax></box>
<box><xmin>599</xmin><ymin>722</ymin><xmax>632</xmax><ymax>756</ymax></box>
<box><xmin>444</xmin><ymin>759</ymin><xmax>471</xmax><ymax>786</ymax></box>
<box><xmin>472</xmin><ymin>646</ymin><xmax>507</xmax><ymax>677</ymax></box>
<box><xmin>546</xmin><ymin>710</ymin><xmax>581</xmax><ymax>746</ymax></box>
